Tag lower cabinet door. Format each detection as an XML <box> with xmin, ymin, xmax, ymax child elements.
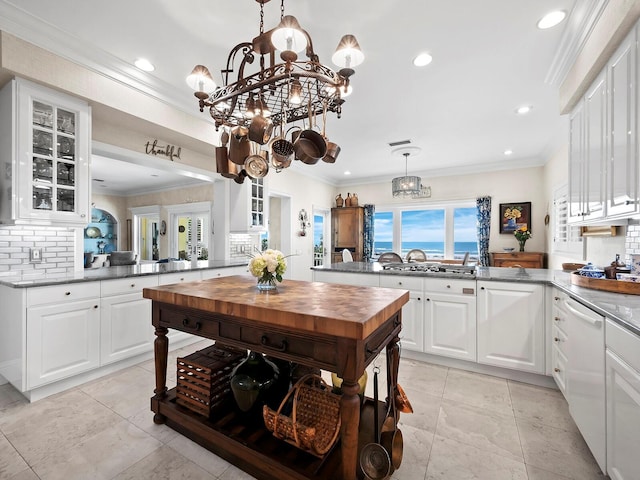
<box><xmin>27</xmin><ymin>299</ymin><xmax>100</xmax><ymax>389</ymax></box>
<box><xmin>100</xmin><ymin>293</ymin><xmax>154</xmax><ymax>365</ymax></box>
<box><xmin>424</xmin><ymin>292</ymin><xmax>476</xmax><ymax>361</ymax></box>
<box><xmin>606</xmin><ymin>349</ymin><xmax>640</xmax><ymax>480</ymax></box>
<box><xmin>477</xmin><ymin>281</ymin><xmax>545</xmax><ymax>373</ymax></box>
<box><xmin>399</xmin><ymin>290</ymin><xmax>424</xmax><ymax>352</ymax></box>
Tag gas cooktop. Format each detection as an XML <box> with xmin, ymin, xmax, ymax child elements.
<box><xmin>380</xmin><ymin>262</ymin><xmax>476</xmax><ymax>275</ymax></box>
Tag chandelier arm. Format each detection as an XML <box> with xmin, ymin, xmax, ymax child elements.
<box><xmin>220</xmin><ymin>42</ymin><xmax>254</xmax><ymax>87</ymax></box>
<box><xmin>299</xmin><ymin>27</ymin><xmax>319</xmax><ymax>63</ymax></box>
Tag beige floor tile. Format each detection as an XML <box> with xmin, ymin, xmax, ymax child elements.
<box><xmin>443</xmin><ymin>368</ymin><xmax>513</xmax><ymax>415</ymax></box>
<box><xmin>397</xmin><ymin>389</ymin><xmax>441</xmax><ymax>434</ymax></box>
<box><xmin>526</xmin><ymin>464</ymin><xmax>574</xmax><ymax>480</ymax></box>
<box><xmin>397</xmin><ymin>358</ymin><xmax>449</xmax><ymax>398</ymax></box>
<box><xmin>6</xmin><ymin>469</ymin><xmax>40</xmax><ymax>480</ymax></box>
<box><xmin>425</xmin><ymin>435</ymin><xmax>528</xmax><ymax>480</ymax></box>
<box><xmin>126</xmin><ymin>404</ymin><xmax>179</xmax><ymax>444</ymax></box>
<box><xmin>80</xmin><ymin>365</ymin><xmax>158</xmax><ymax>418</ymax></box>
<box><xmin>219</xmin><ymin>464</ymin><xmax>258</xmax><ymax>480</ymax></box>
<box><xmin>31</xmin><ymin>419</ymin><xmax>162</xmax><ymax>480</ymax></box>
<box><xmin>389</xmin><ymin>423</ymin><xmax>434</xmax><ymax>480</ymax></box>
<box><xmin>166</xmin><ymin>434</ymin><xmax>232</xmax><ymax>477</ymax></box>
<box><xmin>0</xmin><ymin>432</ymin><xmax>29</xmax><ymax>478</ymax></box>
<box><xmin>435</xmin><ymin>398</ymin><xmax>523</xmax><ymax>461</ymax></box>
<box><xmin>113</xmin><ymin>444</ymin><xmax>215</xmax><ymax>480</ymax></box>
<box><xmin>508</xmin><ymin>380</ymin><xmax>578</xmax><ymax>432</ymax></box>
<box><xmin>0</xmin><ymin>389</ymin><xmax>122</xmax><ymax>466</ymax></box>
<box><xmin>516</xmin><ymin>418</ymin><xmax>605</xmax><ymax>480</ymax></box>
<box><xmin>0</xmin><ymin>384</ymin><xmax>26</xmax><ymax>411</ymax></box>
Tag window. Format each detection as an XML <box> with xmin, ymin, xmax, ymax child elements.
<box><xmin>373</xmin><ymin>203</ymin><xmax>478</xmax><ymax>261</ymax></box>
<box><xmin>553</xmin><ymin>185</ymin><xmax>583</xmax><ymax>255</ymax></box>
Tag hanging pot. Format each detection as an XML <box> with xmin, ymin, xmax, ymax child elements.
<box><xmin>244</xmin><ymin>152</ymin><xmax>269</xmax><ymax>178</ymax></box>
<box><xmin>359</xmin><ymin>368</ymin><xmax>391</xmax><ymax>480</ymax></box>
<box><xmin>248</xmin><ymin>114</ymin><xmax>274</xmax><ymax>145</ymax></box>
<box><xmin>319</xmin><ymin>101</ymin><xmax>340</xmax><ymax>163</ymax></box>
<box><xmin>229</xmin><ymin>129</ymin><xmax>251</xmax><ymax>165</ymax></box>
<box><xmin>293</xmin><ymin>129</ymin><xmax>327</xmax><ymax>165</ymax></box>
<box><xmin>270</xmin><ymin>124</ymin><xmax>294</xmax><ymax>170</ymax></box>
<box><xmin>215</xmin><ymin>146</ymin><xmax>239</xmax><ymax>179</ymax></box>
<box><xmin>380</xmin><ymin>346</ymin><xmax>404</xmax><ymax>472</ymax></box>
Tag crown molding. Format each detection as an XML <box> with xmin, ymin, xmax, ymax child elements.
<box><xmin>545</xmin><ymin>0</ymin><xmax>609</xmax><ymax>86</ymax></box>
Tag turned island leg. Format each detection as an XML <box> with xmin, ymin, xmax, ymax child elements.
<box><xmin>152</xmin><ymin>325</ymin><xmax>169</xmax><ymax>424</ymax></box>
<box><xmin>340</xmin><ymin>378</ymin><xmax>361</xmax><ymax>480</ymax></box>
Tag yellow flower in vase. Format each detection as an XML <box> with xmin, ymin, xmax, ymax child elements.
<box><xmin>514</xmin><ymin>226</ymin><xmax>531</xmax><ymax>252</ymax></box>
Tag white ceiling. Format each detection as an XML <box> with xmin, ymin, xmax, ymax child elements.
<box><xmin>0</xmin><ymin>0</ymin><xmax>583</xmax><ymax>194</ymax></box>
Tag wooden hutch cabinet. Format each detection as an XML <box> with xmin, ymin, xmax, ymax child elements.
<box><xmin>331</xmin><ymin>207</ymin><xmax>364</xmax><ymax>263</ymax></box>
<box><xmin>490</xmin><ymin>251</ymin><xmax>546</xmax><ymax>269</ymax></box>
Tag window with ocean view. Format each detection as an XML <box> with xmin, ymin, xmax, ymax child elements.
<box><xmin>373</xmin><ymin>204</ymin><xmax>479</xmax><ymax>261</ymax></box>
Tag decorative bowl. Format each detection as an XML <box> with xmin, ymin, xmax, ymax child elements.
<box><xmin>85</xmin><ymin>226</ymin><xmax>102</xmax><ymax>238</ymax></box>
<box><xmin>578</xmin><ymin>264</ymin><xmax>605</xmax><ymax>278</ymax></box>
<box><xmin>503</xmin><ymin>248</ymin><xmax>515</xmax><ymax>252</ymax></box>
<box><xmin>616</xmin><ymin>273</ymin><xmax>640</xmax><ymax>282</ymax></box>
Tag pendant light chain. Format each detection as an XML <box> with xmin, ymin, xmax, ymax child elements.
<box><xmin>280</xmin><ymin>0</ymin><xmax>285</xmax><ymax>20</ymax></box>
<box><xmin>259</xmin><ymin>1</ymin><xmax>265</xmax><ymax>34</ymax></box>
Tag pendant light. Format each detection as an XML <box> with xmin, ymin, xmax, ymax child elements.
<box><xmin>392</xmin><ymin>148</ymin><xmax>422</xmax><ymax>197</ymax></box>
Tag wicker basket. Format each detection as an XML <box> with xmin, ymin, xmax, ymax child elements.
<box><xmin>176</xmin><ymin>344</ymin><xmax>246</xmax><ymax>417</ymax></box>
<box><xmin>263</xmin><ymin>374</ymin><xmax>341</xmax><ymax>457</ymax></box>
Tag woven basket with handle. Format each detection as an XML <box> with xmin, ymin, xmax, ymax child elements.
<box><xmin>263</xmin><ymin>373</ymin><xmax>341</xmax><ymax>457</ymax></box>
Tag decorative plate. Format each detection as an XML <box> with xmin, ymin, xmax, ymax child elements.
<box><xmin>85</xmin><ymin>226</ymin><xmax>102</xmax><ymax>238</ymax></box>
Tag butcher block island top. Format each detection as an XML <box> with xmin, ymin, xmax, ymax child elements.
<box><xmin>143</xmin><ymin>275</ymin><xmax>409</xmax><ymax>480</ymax></box>
<box><xmin>142</xmin><ymin>274</ymin><xmax>409</xmax><ymax>340</ymax></box>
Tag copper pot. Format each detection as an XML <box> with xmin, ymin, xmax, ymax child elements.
<box><xmin>229</xmin><ymin>128</ymin><xmax>251</xmax><ymax>165</ymax></box>
<box><xmin>293</xmin><ymin>129</ymin><xmax>327</xmax><ymax>165</ymax></box>
<box><xmin>322</xmin><ymin>140</ymin><xmax>341</xmax><ymax>163</ymax></box>
<box><xmin>216</xmin><ymin>146</ymin><xmax>240</xmax><ymax>179</ymax></box>
<box><xmin>248</xmin><ymin>114</ymin><xmax>274</xmax><ymax>145</ymax></box>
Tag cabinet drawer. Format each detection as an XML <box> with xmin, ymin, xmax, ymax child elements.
<box><xmin>495</xmin><ymin>259</ymin><xmax>541</xmax><ymax>268</ymax></box>
<box><xmin>158</xmin><ymin>271</ymin><xmax>202</xmax><ymax>285</ymax></box>
<box><xmin>201</xmin><ymin>266</ymin><xmax>248</xmax><ymax>280</ymax></box>
<box><xmin>424</xmin><ymin>278</ymin><xmax>476</xmax><ymax>295</ymax></box>
<box><xmin>606</xmin><ymin>319</ymin><xmax>640</xmax><ymax>372</ymax></box>
<box><xmin>27</xmin><ymin>282</ymin><xmax>100</xmax><ymax>307</ymax></box>
<box><xmin>101</xmin><ymin>275</ymin><xmax>158</xmax><ymax>296</ymax></box>
<box><xmin>552</xmin><ymin>345</ymin><xmax>568</xmax><ymax>395</ymax></box>
<box><xmin>552</xmin><ymin>324</ymin><xmax>568</xmax><ymax>356</ymax></box>
<box><xmin>380</xmin><ymin>275</ymin><xmax>423</xmax><ymax>291</ymax></box>
<box><xmin>551</xmin><ymin>306</ymin><xmax>568</xmax><ymax>335</ymax></box>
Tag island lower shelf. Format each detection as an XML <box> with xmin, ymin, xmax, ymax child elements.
<box><xmin>152</xmin><ymin>388</ymin><xmax>385</xmax><ymax>480</ymax></box>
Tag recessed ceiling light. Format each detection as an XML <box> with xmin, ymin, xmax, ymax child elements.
<box><xmin>413</xmin><ymin>52</ymin><xmax>433</xmax><ymax>67</ymax></box>
<box><xmin>504</xmin><ymin>149</ymin><xmax>513</xmax><ymax>156</ymax></box>
<box><xmin>151</xmin><ymin>174</ymin><xmax>159</xmax><ymax>177</ymax></box>
<box><xmin>134</xmin><ymin>58</ymin><xmax>155</xmax><ymax>72</ymax></box>
<box><xmin>344</xmin><ymin>171</ymin><xmax>351</xmax><ymax>175</ymax></box>
<box><xmin>537</xmin><ymin>10</ymin><xmax>567</xmax><ymax>29</ymax></box>
<box><xmin>516</xmin><ymin>105</ymin><xmax>532</xmax><ymax>115</ymax></box>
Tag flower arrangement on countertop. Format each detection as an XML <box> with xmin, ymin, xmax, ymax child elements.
<box><xmin>249</xmin><ymin>249</ymin><xmax>288</xmax><ymax>287</ymax></box>
<box><xmin>503</xmin><ymin>206</ymin><xmax>522</xmax><ymax>220</ymax></box>
<box><xmin>514</xmin><ymin>226</ymin><xmax>532</xmax><ymax>251</ymax></box>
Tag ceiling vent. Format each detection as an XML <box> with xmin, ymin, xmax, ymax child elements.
<box><xmin>388</xmin><ymin>139</ymin><xmax>411</xmax><ymax>147</ymax></box>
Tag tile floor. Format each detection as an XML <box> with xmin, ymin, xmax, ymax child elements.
<box><xmin>0</xmin><ymin>340</ymin><xmax>607</xmax><ymax>480</ymax></box>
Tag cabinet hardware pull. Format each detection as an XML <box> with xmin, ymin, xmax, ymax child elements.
<box><xmin>94</xmin><ymin>305</ymin><xmax>98</xmax><ymax>309</ymax></box>
<box><xmin>480</xmin><ymin>286</ymin><xmax>485</xmax><ymax>290</ymax></box>
<box><xmin>182</xmin><ymin>318</ymin><xmax>202</xmax><ymax>331</ymax></box>
<box><xmin>426</xmin><ymin>298</ymin><xmax>430</xmax><ymax>301</ymax></box>
<box><xmin>554</xmin><ymin>337</ymin><xmax>560</xmax><ymax>342</ymax></box>
<box><xmin>80</xmin><ymin>214</ymin><xmax>86</xmax><ymax>218</ymax></box>
<box><xmin>417</xmin><ymin>297</ymin><xmax>421</xmax><ymax>301</ymax></box>
<box><xmin>261</xmin><ymin>335</ymin><xmax>288</xmax><ymax>352</ymax></box>
<box><xmin>65</xmin><ymin>291</ymin><xmax>71</xmax><ymax>296</ymax></box>
<box><xmin>554</xmin><ymin>316</ymin><xmax>561</xmax><ymax>321</ymax></box>
<box><xmin>554</xmin><ymin>367</ymin><xmax>561</xmax><ymax>373</ymax></box>
<box><xmin>398</xmin><ymin>282</ymin><xmax>402</xmax><ymax>285</ymax></box>
<box><xmin>554</xmin><ymin>296</ymin><xmax>560</xmax><ymax>301</ymax></box>
<box><xmin>131</xmin><ymin>284</ymin><xmax>135</xmax><ymax>288</ymax></box>
<box><xmin>446</xmin><ymin>285</ymin><xmax>451</xmax><ymax>288</ymax></box>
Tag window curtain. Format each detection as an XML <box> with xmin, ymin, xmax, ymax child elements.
<box><xmin>363</xmin><ymin>204</ymin><xmax>375</xmax><ymax>261</ymax></box>
<box><xmin>476</xmin><ymin>196</ymin><xmax>491</xmax><ymax>267</ymax></box>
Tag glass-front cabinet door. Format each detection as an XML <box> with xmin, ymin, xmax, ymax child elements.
<box><xmin>10</xmin><ymin>78</ymin><xmax>90</xmax><ymax>224</ymax></box>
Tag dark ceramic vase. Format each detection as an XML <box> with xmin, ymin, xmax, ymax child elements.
<box><xmin>230</xmin><ymin>351</ymin><xmax>279</xmax><ymax>414</ymax></box>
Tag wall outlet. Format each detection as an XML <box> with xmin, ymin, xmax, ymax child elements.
<box><xmin>30</xmin><ymin>247</ymin><xmax>43</xmax><ymax>263</ymax></box>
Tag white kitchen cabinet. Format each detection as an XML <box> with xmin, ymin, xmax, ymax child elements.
<box><xmin>423</xmin><ymin>279</ymin><xmax>476</xmax><ymax>361</ymax></box>
<box><xmin>607</xmin><ymin>28</ymin><xmax>638</xmax><ymax>218</ymax></box>
<box><xmin>26</xmin><ymin>296</ymin><xmax>100</xmax><ymax>389</ymax></box>
<box><xmin>380</xmin><ymin>275</ymin><xmax>424</xmax><ymax>352</ymax></box>
<box><xmin>477</xmin><ymin>281</ymin><xmax>545</xmax><ymax>373</ymax></box>
<box><xmin>100</xmin><ymin>276</ymin><xmax>158</xmax><ymax>365</ymax></box>
<box><xmin>312</xmin><ymin>270</ymin><xmax>380</xmax><ymax>287</ymax></box>
<box><xmin>551</xmin><ymin>290</ymin><xmax>569</xmax><ymax>397</ymax></box>
<box><xmin>201</xmin><ymin>265</ymin><xmax>248</xmax><ymax>279</ymax></box>
<box><xmin>229</xmin><ymin>176</ymin><xmax>268</xmax><ymax>232</ymax></box>
<box><xmin>568</xmin><ymin>99</ymin><xmax>585</xmax><ymax>223</ymax></box>
<box><xmin>0</xmin><ymin>78</ymin><xmax>91</xmax><ymax>225</ymax></box>
<box><xmin>605</xmin><ymin>319</ymin><xmax>640</xmax><ymax>480</ymax></box>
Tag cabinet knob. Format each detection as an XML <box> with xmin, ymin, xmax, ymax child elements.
<box><xmin>417</xmin><ymin>297</ymin><xmax>421</xmax><ymax>301</ymax></box>
<box><xmin>446</xmin><ymin>285</ymin><xmax>451</xmax><ymax>289</ymax></box>
<box><xmin>554</xmin><ymin>367</ymin><xmax>561</xmax><ymax>373</ymax></box>
<box><xmin>65</xmin><ymin>291</ymin><xmax>71</xmax><ymax>296</ymax></box>
<box><xmin>426</xmin><ymin>298</ymin><xmax>430</xmax><ymax>301</ymax></box>
<box><xmin>554</xmin><ymin>316</ymin><xmax>561</xmax><ymax>322</ymax></box>
<box><xmin>554</xmin><ymin>296</ymin><xmax>560</xmax><ymax>301</ymax></box>
<box><xmin>398</xmin><ymin>281</ymin><xmax>402</xmax><ymax>285</ymax></box>
<box><xmin>480</xmin><ymin>286</ymin><xmax>485</xmax><ymax>290</ymax></box>
<box><xmin>94</xmin><ymin>305</ymin><xmax>98</xmax><ymax>309</ymax></box>
<box><xmin>131</xmin><ymin>283</ymin><xmax>135</xmax><ymax>288</ymax></box>
<box><xmin>554</xmin><ymin>337</ymin><xmax>560</xmax><ymax>342</ymax></box>
<box><xmin>80</xmin><ymin>214</ymin><xmax>86</xmax><ymax>218</ymax></box>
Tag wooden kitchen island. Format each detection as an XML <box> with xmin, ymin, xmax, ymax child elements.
<box><xmin>143</xmin><ymin>275</ymin><xmax>409</xmax><ymax>480</ymax></box>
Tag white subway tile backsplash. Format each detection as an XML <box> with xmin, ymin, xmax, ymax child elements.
<box><xmin>0</xmin><ymin>225</ymin><xmax>75</xmax><ymax>275</ymax></box>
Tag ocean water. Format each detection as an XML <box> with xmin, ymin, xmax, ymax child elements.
<box><xmin>374</xmin><ymin>241</ymin><xmax>478</xmax><ymax>258</ymax></box>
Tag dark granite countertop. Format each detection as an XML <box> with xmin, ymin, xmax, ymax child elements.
<box><xmin>0</xmin><ymin>260</ymin><xmax>248</xmax><ymax>288</ymax></box>
<box><xmin>312</xmin><ymin>263</ymin><xmax>640</xmax><ymax>337</ymax></box>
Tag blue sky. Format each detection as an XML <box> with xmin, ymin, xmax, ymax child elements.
<box><xmin>374</xmin><ymin>208</ymin><xmax>477</xmax><ymax>242</ymax></box>
<box><xmin>314</xmin><ymin>214</ymin><xmax>323</xmax><ymax>245</ymax></box>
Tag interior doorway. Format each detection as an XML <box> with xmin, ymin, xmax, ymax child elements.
<box><xmin>166</xmin><ymin>202</ymin><xmax>212</xmax><ymax>265</ymax></box>
<box><xmin>130</xmin><ymin>205</ymin><xmax>160</xmax><ymax>263</ymax></box>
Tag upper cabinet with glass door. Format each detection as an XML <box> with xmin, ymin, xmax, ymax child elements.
<box><xmin>0</xmin><ymin>78</ymin><xmax>91</xmax><ymax>225</ymax></box>
<box><xmin>229</xmin><ymin>177</ymin><xmax>268</xmax><ymax>232</ymax></box>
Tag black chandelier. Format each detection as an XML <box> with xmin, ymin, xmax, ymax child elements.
<box><xmin>186</xmin><ymin>0</ymin><xmax>364</xmax><ymax>181</ymax></box>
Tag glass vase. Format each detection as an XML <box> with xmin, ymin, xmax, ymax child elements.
<box><xmin>518</xmin><ymin>240</ymin><xmax>526</xmax><ymax>252</ymax></box>
<box><xmin>256</xmin><ymin>274</ymin><xmax>277</xmax><ymax>291</ymax></box>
